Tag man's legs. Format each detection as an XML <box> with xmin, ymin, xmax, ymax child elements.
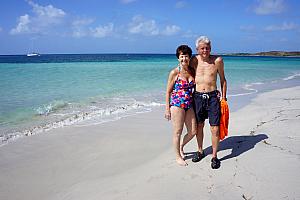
<box><xmin>210</xmin><ymin>125</ymin><xmax>221</xmax><ymax>169</ymax></box>
<box><xmin>192</xmin><ymin>122</ymin><xmax>205</xmax><ymax>162</ymax></box>
<box><xmin>196</xmin><ymin>122</ymin><xmax>205</xmax><ymax>153</ymax></box>
<box><xmin>210</xmin><ymin>125</ymin><xmax>220</xmax><ymax>158</ymax></box>
<box><xmin>207</xmin><ymin>93</ymin><xmax>221</xmax><ymax>169</ymax></box>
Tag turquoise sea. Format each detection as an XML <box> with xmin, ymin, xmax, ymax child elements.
<box><xmin>0</xmin><ymin>54</ymin><xmax>300</xmax><ymax>144</ymax></box>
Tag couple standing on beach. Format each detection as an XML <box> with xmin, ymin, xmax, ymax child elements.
<box><xmin>165</xmin><ymin>36</ymin><xmax>227</xmax><ymax>169</ymax></box>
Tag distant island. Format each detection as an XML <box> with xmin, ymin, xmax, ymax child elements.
<box><xmin>226</xmin><ymin>51</ymin><xmax>300</xmax><ymax>57</ymax></box>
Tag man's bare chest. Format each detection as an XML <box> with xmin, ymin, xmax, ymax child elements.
<box><xmin>196</xmin><ymin>64</ymin><xmax>218</xmax><ymax>75</ymax></box>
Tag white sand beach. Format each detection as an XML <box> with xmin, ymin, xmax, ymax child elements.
<box><xmin>0</xmin><ymin>86</ymin><xmax>299</xmax><ymax>200</ymax></box>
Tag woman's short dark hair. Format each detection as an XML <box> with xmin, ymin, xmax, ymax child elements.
<box><xmin>176</xmin><ymin>45</ymin><xmax>192</xmax><ymax>58</ymax></box>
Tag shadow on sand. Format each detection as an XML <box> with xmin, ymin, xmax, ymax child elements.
<box><xmin>185</xmin><ymin>134</ymin><xmax>268</xmax><ymax>161</ymax></box>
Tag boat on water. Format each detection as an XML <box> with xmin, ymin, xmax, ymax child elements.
<box><xmin>27</xmin><ymin>52</ymin><xmax>40</xmax><ymax>57</ymax></box>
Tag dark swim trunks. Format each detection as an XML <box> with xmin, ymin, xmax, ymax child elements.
<box><xmin>193</xmin><ymin>90</ymin><xmax>220</xmax><ymax>126</ymax></box>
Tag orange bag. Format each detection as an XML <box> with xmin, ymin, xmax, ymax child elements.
<box><xmin>219</xmin><ymin>99</ymin><xmax>229</xmax><ymax>140</ymax></box>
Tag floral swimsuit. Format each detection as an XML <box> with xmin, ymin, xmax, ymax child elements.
<box><xmin>170</xmin><ymin>66</ymin><xmax>195</xmax><ymax>111</ymax></box>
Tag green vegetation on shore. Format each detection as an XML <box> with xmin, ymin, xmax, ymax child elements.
<box><xmin>226</xmin><ymin>51</ymin><xmax>300</xmax><ymax>57</ymax></box>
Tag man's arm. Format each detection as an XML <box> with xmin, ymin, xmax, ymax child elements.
<box><xmin>190</xmin><ymin>56</ymin><xmax>198</xmax><ymax>70</ymax></box>
<box><xmin>189</xmin><ymin>56</ymin><xmax>198</xmax><ymax>78</ymax></box>
<box><xmin>216</xmin><ymin>57</ymin><xmax>227</xmax><ymax>100</ymax></box>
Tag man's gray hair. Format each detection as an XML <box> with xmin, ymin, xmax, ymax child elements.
<box><xmin>195</xmin><ymin>36</ymin><xmax>211</xmax><ymax>48</ymax></box>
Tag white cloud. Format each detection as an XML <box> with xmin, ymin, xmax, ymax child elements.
<box><xmin>161</xmin><ymin>25</ymin><xmax>180</xmax><ymax>36</ymax></box>
<box><xmin>175</xmin><ymin>1</ymin><xmax>187</xmax><ymax>9</ymax></box>
<box><xmin>120</xmin><ymin>0</ymin><xmax>137</xmax><ymax>4</ymax></box>
<box><xmin>128</xmin><ymin>15</ymin><xmax>159</xmax><ymax>36</ymax></box>
<box><xmin>264</xmin><ymin>22</ymin><xmax>298</xmax><ymax>31</ymax></box>
<box><xmin>10</xmin><ymin>14</ymin><xmax>31</xmax><ymax>34</ymax></box>
<box><xmin>71</xmin><ymin>18</ymin><xmax>114</xmax><ymax>38</ymax></box>
<box><xmin>72</xmin><ymin>19</ymin><xmax>114</xmax><ymax>38</ymax></box>
<box><xmin>10</xmin><ymin>0</ymin><xmax>66</xmax><ymax>35</ymax></box>
<box><xmin>240</xmin><ymin>25</ymin><xmax>255</xmax><ymax>31</ymax></box>
<box><xmin>90</xmin><ymin>23</ymin><xmax>114</xmax><ymax>38</ymax></box>
<box><xmin>180</xmin><ymin>30</ymin><xmax>197</xmax><ymax>38</ymax></box>
<box><xmin>72</xmin><ymin>30</ymin><xmax>86</xmax><ymax>38</ymax></box>
<box><xmin>27</xmin><ymin>0</ymin><xmax>65</xmax><ymax>19</ymax></box>
<box><xmin>244</xmin><ymin>35</ymin><xmax>259</xmax><ymax>41</ymax></box>
<box><xmin>72</xmin><ymin>19</ymin><xmax>94</xmax><ymax>27</ymax></box>
<box><xmin>72</xmin><ymin>18</ymin><xmax>94</xmax><ymax>38</ymax></box>
<box><xmin>254</xmin><ymin>0</ymin><xmax>285</xmax><ymax>15</ymax></box>
<box><xmin>279</xmin><ymin>38</ymin><xmax>288</xmax><ymax>42</ymax></box>
<box><xmin>128</xmin><ymin>15</ymin><xmax>181</xmax><ymax>37</ymax></box>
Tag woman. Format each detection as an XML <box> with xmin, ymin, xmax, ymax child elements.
<box><xmin>165</xmin><ymin>45</ymin><xmax>197</xmax><ymax>166</ymax></box>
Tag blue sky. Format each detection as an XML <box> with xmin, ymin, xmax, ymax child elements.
<box><xmin>0</xmin><ymin>0</ymin><xmax>299</xmax><ymax>54</ymax></box>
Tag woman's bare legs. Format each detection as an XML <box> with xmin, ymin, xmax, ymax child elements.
<box><xmin>170</xmin><ymin>106</ymin><xmax>187</xmax><ymax>166</ymax></box>
<box><xmin>180</xmin><ymin>108</ymin><xmax>197</xmax><ymax>155</ymax></box>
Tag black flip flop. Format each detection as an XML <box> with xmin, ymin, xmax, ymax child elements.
<box><xmin>192</xmin><ymin>151</ymin><xmax>205</xmax><ymax>162</ymax></box>
<box><xmin>211</xmin><ymin>157</ymin><xmax>221</xmax><ymax>169</ymax></box>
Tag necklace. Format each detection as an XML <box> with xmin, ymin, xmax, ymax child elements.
<box><xmin>178</xmin><ymin>64</ymin><xmax>189</xmax><ymax>73</ymax></box>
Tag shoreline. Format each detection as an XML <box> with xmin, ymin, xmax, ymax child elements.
<box><xmin>0</xmin><ymin>85</ymin><xmax>299</xmax><ymax>199</ymax></box>
<box><xmin>1</xmin><ymin>75</ymin><xmax>299</xmax><ymax>146</ymax></box>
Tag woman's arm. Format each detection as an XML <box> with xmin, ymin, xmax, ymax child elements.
<box><xmin>165</xmin><ymin>69</ymin><xmax>176</xmax><ymax>120</ymax></box>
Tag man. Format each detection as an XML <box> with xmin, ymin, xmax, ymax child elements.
<box><xmin>190</xmin><ymin>36</ymin><xmax>227</xmax><ymax>169</ymax></box>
